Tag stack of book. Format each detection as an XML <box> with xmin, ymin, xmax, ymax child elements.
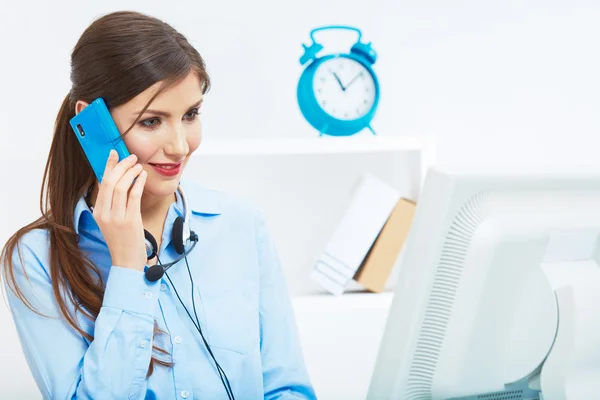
<box><xmin>310</xmin><ymin>173</ymin><xmax>416</xmax><ymax>295</ymax></box>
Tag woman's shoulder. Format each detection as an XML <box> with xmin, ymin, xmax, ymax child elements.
<box><xmin>4</xmin><ymin>227</ymin><xmax>51</xmax><ymax>280</ymax></box>
<box><xmin>15</xmin><ymin>227</ymin><xmax>51</xmax><ymax>252</ymax></box>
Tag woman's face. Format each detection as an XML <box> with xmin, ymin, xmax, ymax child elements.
<box><xmin>79</xmin><ymin>71</ymin><xmax>204</xmax><ymax>199</ymax></box>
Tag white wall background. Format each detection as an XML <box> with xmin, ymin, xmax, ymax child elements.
<box><xmin>1</xmin><ymin>0</ymin><xmax>600</xmax><ymax>398</ymax></box>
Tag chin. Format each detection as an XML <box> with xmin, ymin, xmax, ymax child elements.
<box><xmin>144</xmin><ymin>178</ymin><xmax>181</xmax><ymax>198</ymax></box>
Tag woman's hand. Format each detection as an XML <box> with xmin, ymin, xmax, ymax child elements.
<box><xmin>93</xmin><ymin>150</ymin><xmax>148</xmax><ymax>271</ymax></box>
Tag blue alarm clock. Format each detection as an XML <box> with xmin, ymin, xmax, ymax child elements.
<box><xmin>297</xmin><ymin>25</ymin><xmax>380</xmax><ymax>136</ymax></box>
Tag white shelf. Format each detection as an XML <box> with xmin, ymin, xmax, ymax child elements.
<box><xmin>292</xmin><ymin>290</ymin><xmax>394</xmax><ymax>308</ymax></box>
<box><xmin>190</xmin><ymin>134</ymin><xmax>436</xmax><ymax>296</ymax></box>
<box><xmin>196</xmin><ymin>135</ymin><xmax>424</xmax><ymax>156</ymax></box>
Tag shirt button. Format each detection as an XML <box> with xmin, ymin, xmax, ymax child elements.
<box><xmin>180</xmin><ymin>390</ymin><xmax>189</xmax><ymax>398</ymax></box>
<box><xmin>174</xmin><ymin>336</ymin><xmax>183</xmax><ymax>344</ymax></box>
<box><xmin>144</xmin><ymin>291</ymin><xmax>153</xmax><ymax>299</ymax></box>
<box><xmin>139</xmin><ymin>339</ymin><xmax>148</xmax><ymax>349</ymax></box>
<box><xmin>160</xmin><ymin>284</ymin><xmax>167</xmax><ymax>291</ymax></box>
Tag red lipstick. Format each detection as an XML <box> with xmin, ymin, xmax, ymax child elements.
<box><xmin>149</xmin><ymin>162</ymin><xmax>182</xmax><ymax>177</ymax></box>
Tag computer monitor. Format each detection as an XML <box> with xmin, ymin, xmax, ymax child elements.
<box><xmin>367</xmin><ymin>166</ymin><xmax>600</xmax><ymax>400</ymax></box>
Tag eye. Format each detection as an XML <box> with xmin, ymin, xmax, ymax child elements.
<box><xmin>184</xmin><ymin>108</ymin><xmax>200</xmax><ymax>122</ymax></box>
<box><xmin>139</xmin><ymin>117</ymin><xmax>160</xmax><ymax>130</ymax></box>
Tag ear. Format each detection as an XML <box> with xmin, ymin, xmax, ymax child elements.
<box><xmin>75</xmin><ymin>100</ymin><xmax>89</xmax><ymax>115</ymax></box>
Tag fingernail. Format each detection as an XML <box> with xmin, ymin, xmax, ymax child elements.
<box><xmin>109</xmin><ymin>149</ymin><xmax>116</xmax><ymax>158</ymax></box>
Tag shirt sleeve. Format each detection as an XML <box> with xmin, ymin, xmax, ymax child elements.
<box><xmin>255</xmin><ymin>210</ymin><xmax>317</xmax><ymax>400</ymax></box>
<box><xmin>5</xmin><ymin>236</ymin><xmax>161</xmax><ymax>399</ymax></box>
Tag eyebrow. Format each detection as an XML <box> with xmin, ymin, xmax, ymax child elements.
<box><xmin>134</xmin><ymin>99</ymin><xmax>203</xmax><ymax>118</ymax></box>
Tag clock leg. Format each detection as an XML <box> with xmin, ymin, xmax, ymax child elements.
<box><xmin>319</xmin><ymin>124</ymin><xmax>329</xmax><ymax>136</ymax></box>
<box><xmin>367</xmin><ymin>125</ymin><xmax>377</xmax><ymax>135</ymax></box>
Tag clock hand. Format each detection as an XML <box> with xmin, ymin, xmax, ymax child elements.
<box><xmin>344</xmin><ymin>72</ymin><xmax>364</xmax><ymax>89</ymax></box>
<box><xmin>332</xmin><ymin>72</ymin><xmax>346</xmax><ymax>91</ymax></box>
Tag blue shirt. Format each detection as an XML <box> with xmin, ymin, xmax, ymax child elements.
<box><xmin>5</xmin><ymin>179</ymin><xmax>316</xmax><ymax>400</ymax></box>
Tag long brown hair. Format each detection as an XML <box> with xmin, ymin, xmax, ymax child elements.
<box><xmin>0</xmin><ymin>10</ymin><xmax>210</xmax><ymax>376</ymax></box>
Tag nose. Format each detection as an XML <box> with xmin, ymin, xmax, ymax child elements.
<box><xmin>165</xmin><ymin>124</ymin><xmax>190</xmax><ymax>158</ymax></box>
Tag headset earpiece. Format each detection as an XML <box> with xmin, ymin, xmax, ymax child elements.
<box><xmin>144</xmin><ymin>229</ymin><xmax>158</xmax><ymax>260</ymax></box>
<box><xmin>144</xmin><ymin>186</ymin><xmax>192</xmax><ymax>259</ymax></box>
<box><xmin>172</xmin><ymin>216</ymin><xmax>185</xmax><ymax>255</ymax></box>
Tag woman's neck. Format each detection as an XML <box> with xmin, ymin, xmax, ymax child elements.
<box><xmin>140</xmin><ymin>191</ymin><xmax>177</xmax><ymax>227</ymax></box>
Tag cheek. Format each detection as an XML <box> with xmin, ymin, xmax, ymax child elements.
<box><xmin>186</xmin><ymin>126</ymin><xmax>202</xmax><ymax>154</ymax></box>
<box><xmin>123</xmin><ymin>133</ymin><xmax>157</xmax><ymax>163</ymax></box>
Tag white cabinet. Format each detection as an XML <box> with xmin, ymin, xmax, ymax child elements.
<box><xmin>292</xmin><ymin>292</ymin><xmax>394</xmax><ymax>400</ymax></box>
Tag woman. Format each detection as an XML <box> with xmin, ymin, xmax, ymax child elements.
<box><xmin>1</xmin><ymin>10</ymin><xmax>316</xmax><ymax>400</ymax></box>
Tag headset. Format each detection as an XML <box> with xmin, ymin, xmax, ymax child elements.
<box><xmin>143</xmin><ymin>185</ymin><xmax>197</xmax><ymax>282</ymax></box>
<box><xmin>143</xmin><ymin>185</ymin><xmax>235</xmax><ymax>400</ymax></box>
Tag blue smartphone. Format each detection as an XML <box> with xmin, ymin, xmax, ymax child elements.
<box><xmin>69</xmin><ymin>98</ymin><xmax>131</xmax><ymax>183</ymax></box>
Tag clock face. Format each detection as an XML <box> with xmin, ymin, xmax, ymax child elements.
<box><xmin>312</xmin><ymin>57</ymin><xmax>377</xmax><ymax>121</ymax></box>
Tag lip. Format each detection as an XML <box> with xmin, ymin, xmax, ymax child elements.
<box><xmin>149</xmin><ymin>162</ymin><xmax>182</xmax><ymax>177</ymax></box>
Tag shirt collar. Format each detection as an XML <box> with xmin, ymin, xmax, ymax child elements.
<box><xmin>73</xmin><ymin>179</ymin><xmax>222</xmax><ymax>235</ymax></box>
<box><xmin>179</xmin><ymin>178</ymin><xmax>223</xmax><ymax>217</ymax></box>
<box><xmin>73</xmin><ymin>196</ymin><xmax>94</xmax><ymax>235</ymax></box>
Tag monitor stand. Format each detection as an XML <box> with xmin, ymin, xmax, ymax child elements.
<box><xmin>447</xmin><ymin>375</ymin><xmax>541</xmax><ymax>400</ymax></box>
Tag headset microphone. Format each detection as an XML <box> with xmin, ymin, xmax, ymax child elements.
<box><xmin>144</xmin><ymin>263</ymin><xmax>165</xmax><ymax>282</ymax></box>
<box><xmin>144</xmin><ymin>233</ymin><xmax>198</xmax><ymax>282</ymax></box>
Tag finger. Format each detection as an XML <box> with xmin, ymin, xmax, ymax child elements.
<box><xmin>112</xmin><ymin>163</ymin><xmax>143</xmax><ymax>221</ymax></box>
<box><xmin>96</xmin><ymin>150</ymin><xmax>120</xmax><ymax>216</ymax></box>
<box><xmin>101</xmin><ymin>149</ymin><xmax>119</xmax><ymax>184</ymax></box>
<box><xmin>98</xmin><ymin>153</ymin><xmax>138</xmax><ymax>216</ymax></box>
<box><xmin>107</xmin><ymin>153</ymin><xmax>138</xmax><ymax>184</ymax></box>
<box><xmin>126</xmin><ymin>169</ymin><xmax>147</xmax><ymax>218</ymax></box>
